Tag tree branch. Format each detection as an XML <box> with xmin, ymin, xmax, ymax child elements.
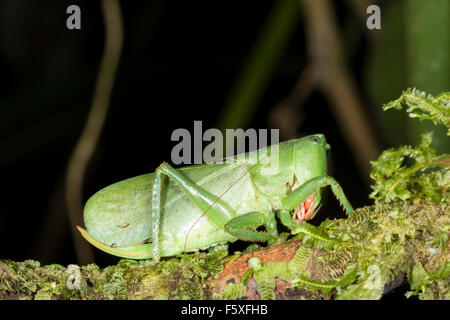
<box><xmin>1</xmin><ymin>201</ymin><xmax>448</xmax><ymax>300</ymax></box>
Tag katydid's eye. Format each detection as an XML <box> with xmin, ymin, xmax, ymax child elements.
<box><xmin>312</xmin><ymin>137</ymin><xmax>320</xmax><ymax>144</ymax></box>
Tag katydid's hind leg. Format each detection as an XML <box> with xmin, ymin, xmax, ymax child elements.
<box><xmin>282</xmin><ymin>175</ymin><xmax>353</xmax><ymax>216</ymax></box>
<box><xmin>151</xmin><ymin>170</ymin><xmax>163</xmax><ymax>262</ymax></box>
<box><xmin>224</xmin><ymin>211</ymin><xmax>278</xmax><ymax>243</ymax></box>
<box><xmin>154</xmin><ymin>162</ymin><xmax>238</xmax><ymax>254</ymax></box>
<box><xmin>156</xmin><ymin>162</ymin><xmax>234</xmax><ymax>230</ymax></box>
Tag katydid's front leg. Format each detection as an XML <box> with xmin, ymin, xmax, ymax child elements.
<box><xmin>280</xmin><ymin>175</ymin><xmax>353</xmax><ymax>227</ymax></box>
<box><xmin>153</xmin><ymin>162</ymin><xmax>277</xmax><ymax>262</ymax></box>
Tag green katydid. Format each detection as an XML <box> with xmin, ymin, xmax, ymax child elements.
<box><xmin>77</xmin><ymin>134</ymin><xmax>353</xmax><ymax>262</ymax></box>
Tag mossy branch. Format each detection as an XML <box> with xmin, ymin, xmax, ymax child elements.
<box><xmin>1</xmin><ymin>198</ymin><xmax>448</xmax><ymax>300</ymax></box>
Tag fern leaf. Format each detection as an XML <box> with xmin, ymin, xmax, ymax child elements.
<box><xmin>294</xmin><ymin>222</ymin><xmax>341</xmax><ymax>250</ymax></box>
<box><xmin>288</xmin><ymin>245</ymin><xmax>313</xmax><ymax>274</ymax></box>
<box><xmin>292</xmin><ymin>264</ymin><xmax>357</xmax><ymax>294</ymax></box>
<box><xmin>383</xmin><ymin>88</ymin><xmax>450</xmax><ymax>135</ymax></box>
<box><xmin>256</xmin><ymin>279</ymin><xmax>276</xmax><ymax>300</ymax></box>
<box><xmin>221</xmin><ymin>282</ymin><xmax>247</xmax><ymax>299</ymax></box>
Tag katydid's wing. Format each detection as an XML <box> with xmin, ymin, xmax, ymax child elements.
<box><xmin>83</xmin><ymin>162</ymin><xmax>251</xmax><ymax>248</ymax></box>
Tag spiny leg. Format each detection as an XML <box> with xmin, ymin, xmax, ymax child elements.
<box><xmin>224</xmin><ymin>211</ymin><xmax>278</xmax><ymax>243</ymax></box>
<box><xmin>152</xmin><ymin>162</ymin><xmax>238</xmax><ymax>259</ymax></box>
<box><xmin>282</xmin><ymin>174</ymin><xmax>354</xmax><ymax>218</ymax></box>
<box><xmin>151</xmin><ymin>170</ymin><xmax>163</xmax><ymax>262</ymax></box>
<box><xmin>156</xmin><ymin>162</ymin><xmax>234</xmax><ymax>228</ymax></box>
<box><xmin>153</xmin><ymin>162</ymin><xmax>231</xmax><ymax>261</ymax></box>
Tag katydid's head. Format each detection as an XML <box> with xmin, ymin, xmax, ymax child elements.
<box><xmin>290</xmin><ymin>134</ymin><xmax>328</xmax><ymax>221</ymax></box>
<box><xmin>292</xmin><ymin>134</ymin><xmax>328</xmax><ymax>183</ymax></box>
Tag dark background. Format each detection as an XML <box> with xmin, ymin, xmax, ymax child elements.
<box><xmin>0</xmin><ymin>0</ymin><xmax>448</xmax><ymax>299</ymax></box>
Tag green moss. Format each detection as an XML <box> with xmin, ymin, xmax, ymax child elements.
<box><xmin>336</xmin><ymin>265</ymin><xmax>385</xmax><ymax>300</ymax></box>
<box><xmin>219</xmin><ymin>282</ymin><xmax>247</xmax><ymax>300</ymax></box>
<box><xmin>406</xmin><ymin>261</ymin><xmax>450</xmax><ymax>299</ymax></box>
<box><xmin>320</xmin><ymin>95</ymin><xmax>448</xmax><ymax>300</ymax></box>
<box><xmin>246</xmin><ymin>258</ymin><xmax>291</xmax><ymax>300</ymax></box>
<box><xmin>371</xmin><ymin>88</ymin><xmax>449</xmax><ymax>206</ymax></box>
<box><xmin>144</xmin><ymin>245</ymin><xmax>229</xmax><ymax>300</ymax></box>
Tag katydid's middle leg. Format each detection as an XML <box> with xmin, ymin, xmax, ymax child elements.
<box><xmin>224</xmin><ymin>211</ymin><xmax>278</xmax><ymax>244</ymax></box>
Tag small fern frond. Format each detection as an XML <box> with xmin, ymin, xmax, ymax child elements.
<box><xmin>291</xmin><ymin>264</ymin><xmax>357</xmax><ymax>293</ymax></box>
<box><xmin>288</xmin><ymin>245</ymin><xmax>313</xmax><ymax>274</ymax></box>
<box><xmin>294</xmin><ymin>222</ymin><xmax>341</xmax><ymax>250</ymax></box>
<box><xmin>292</xmin><ymin>264</ymin><xmax>358</xmax><ymax>294</ymax></box>
<box><xmin>428</xmin><ymin>231</ymin><xmax>448</xmax><ymax>248</ymax></box>
<box><xmin>256</xmin><ymin>279</ymin><xmax>276</xmax><ymax>300</ymax></box>
<box><xmin>292</xmin><ymin>276</ymin><xmax>336</xmax><ymax>293</ymax></box>
<box><xmin>221</xmin><ymin>282</ymin><xmax>247</xmax><ymax>299</ymax></box>
<box><xmin>383</xmin><ymin>88</ymin><xmax>450</xmax><ymax>135</ymax></box>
